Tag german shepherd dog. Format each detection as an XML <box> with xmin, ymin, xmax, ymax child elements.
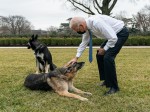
<box><xmin>24</xmin><ymin>62</ymin><xmax>92</xmax><ymax>101</ymax></box>
<box><xmin>27</xmin><ymin>35</ymin><xmax>56</xmax><ymax>73</ymax></box>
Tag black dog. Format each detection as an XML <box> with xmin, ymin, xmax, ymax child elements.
<box><xmin>27</xmin><ymin>35</ymin><xmax>57</xmax><ymax>74</ymax></box>
<box><xmin>24</xmin><ymin>73</ymin><xmax>53</xmax><ymax>91</ymax></box>
<box><xmin>24</xmin><ymin>67</ymin><xmax>69</xmax><ymax>91</ymax></box>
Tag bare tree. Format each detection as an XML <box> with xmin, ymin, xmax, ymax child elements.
<box><xmin>146</xmin><ymin>5</ymin><xmax>150</xmax><ymax>10</ymax></box>
<box><xmin>66</xmin><ymin>0</ymin><xmax>141</xmax><ymax>15</ymax></box>
<box><xmin>115</xmin><ymin>11</ymin><xmax>132</xmax><ymax>26</ymax></box>
<box><xmin>133</xmin><ymin>5</ymin><xmax>150</xmax><ymax>32</ymax></box>
<box><xmin>0</xmin><ymin>15</ymin><xmax>32</xmax><ymax>35</ymax></box>
<box><xmin>66</xmin><ymin>0</ymin><xmax>117</xmax><ymax>15</ymax></box>
<box><xmin>47</xmin><ymin>26</ymin><xmax>58</xmax><ymax>36</ymax></box>
<box><xmin>16</xmin><ymin>16</ymin><xmax>32</xmax><ymax>34</ymax></box>
<box><xmin>47</xmin><ymin>26</ymin><xmax>58</xmax><ymax>32</ymax></box>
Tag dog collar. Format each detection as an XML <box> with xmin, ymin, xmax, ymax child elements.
<box><xmin>34</xmin><ymin>44</ymin><xmax>46</xmax><ymax>53</ymax></box>
<box><xmin>36</xmin><ymin>44</ymin><xmax>43</xmax><ymax>50</ymax></box>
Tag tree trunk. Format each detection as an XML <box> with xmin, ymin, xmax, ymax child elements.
<box><xmin>67</xmin><ymin>0</ymin><xmax>118</xmax><ymax>16</ymax></box>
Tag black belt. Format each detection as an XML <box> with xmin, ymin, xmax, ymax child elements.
<box><xmin>117</xmin><ymin>26</ymin><xmax>126</xmax><ymax>34</ymax></box>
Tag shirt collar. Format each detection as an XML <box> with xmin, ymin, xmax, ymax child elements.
<box><xmin>85</xmin><ymin>18</ymin><xmax>92</xmax><ymax>30</ymax></box>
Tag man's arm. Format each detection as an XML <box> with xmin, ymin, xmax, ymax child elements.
<box><xmin>68</xmin><ymin>31</ymin><xmax>90</xmax><ymax>64</ymax></box>
<box><xmin>76</xmin><ymin>31</ymin><xmax>90</xmax><ymax>57</ymax></box>
<box><xmin>94</xmin><ymin>20</ymin><xmax>118</xmax><ymax>51</ymax></box>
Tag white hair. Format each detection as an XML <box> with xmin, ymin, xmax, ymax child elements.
<box><xmin>69</xmin><ymin>17</ymin><xmax>85</xmax><ymax>29</ymax></box>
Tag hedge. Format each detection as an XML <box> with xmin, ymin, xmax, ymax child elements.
<box><xmin>0</xmin><ymin>36</ymin><xmax>150</xmax><ymax>46</ymax></box>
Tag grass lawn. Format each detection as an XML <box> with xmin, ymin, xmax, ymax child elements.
<box><xmin>0</xmin><ymin>48</ymin><xmax>150</xmax><ymax>112</ymax></box>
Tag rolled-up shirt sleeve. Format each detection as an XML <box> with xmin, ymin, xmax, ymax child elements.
<box><xmin>76</xmin><ymin>31</ymin><xmax>90</xmax><ymax>57</ymax></box>
<box><xmin>94</xmin><ymin>20</ymin><xmax>118</xmax><ymax>51</ymax></box>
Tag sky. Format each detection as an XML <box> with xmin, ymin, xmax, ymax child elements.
<box><xmin>0</xmin><ymin>0</ymin><xmax>149</xmax><ymax>30</ymax></box>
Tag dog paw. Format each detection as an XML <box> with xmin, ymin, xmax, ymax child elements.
<box><xmin>80</xmin><ymin>97</ymin><xmax>88</xmax><ymax>101</ymax></box>
<box><xmin>84</xmin><ymin>92</ymin><xmax>92</xmax><ymax>96</ymax></box>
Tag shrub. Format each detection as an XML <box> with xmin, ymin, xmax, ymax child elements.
<box><xmin>93</xmin><ymin>38</ymin><xmax>104</xmax><ymax>46</ymax></box>
<box><xmin>64</xmin><ymin>38</ymin><xmax>72</xmax><ymax>46</ymax></box>
<box><xmin>0</xmin><ymin>36</ymin><xmax>149</xmax><ymax>46</ymax></box>
<box><xmin>40</xmin><ymin>38</ymin><xmax>51</xmax><ymax>46</ymax></box>
<box><xmin>0</xmin><ymin>39</ymin><xmax>5</xmax><ymax>46</ymax></box>
<box><xmin>71</xmin><ymin>38</ymin><xmax>82</xmax><ymax>46</ymax></box>
<box><xmin>50</xmin><ymin>38</ymin><xmax>65</xmax><ymax>46</ymax></box>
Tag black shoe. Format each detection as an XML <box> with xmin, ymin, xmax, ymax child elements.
<box><xmin>99</xmin><ymin>81</ymin><xmax>106</xmax><ymax>87</ymax></box>
<box><xmin>104</xmin><ymin>87</ymin><xmax>119</xmax><ymax>96</ymax></box>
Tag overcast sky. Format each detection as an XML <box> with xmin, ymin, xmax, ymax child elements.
<box><xmin>0</xmin><ymin>0</ymin><xmax>149</xmax><ymax>30</ymax></box>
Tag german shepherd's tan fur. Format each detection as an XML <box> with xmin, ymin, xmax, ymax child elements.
<box><xmin>47</xmin><ymin>62</ymin><xmax>92</xmax><ymax>101</ymax></box>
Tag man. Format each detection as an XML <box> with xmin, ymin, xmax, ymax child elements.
<box><xmin>68</xmin><ymin>14</ymin><xmax>129</xmax><ymax>95</ymax></box>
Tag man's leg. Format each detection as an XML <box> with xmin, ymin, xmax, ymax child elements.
<box><xmin>96</xmin><ymin>53</ymin><xmax>105</xmax><ymax>81</ymax></box>
<box><xmin>96</xmin><ymin>40</ymin><xmax>108</xmax><ymax>84</ymax></box>
<box><xmin>104</xmin><ymin>53</ymin><xmax>118</xmax><ymax>89</ymax></box>
<box><xmin>103</xmin><ymin>27</ymin><xmax>129</xmax><ymax>95</ymax></box>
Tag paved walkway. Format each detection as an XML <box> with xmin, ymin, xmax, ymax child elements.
<box><xmin>0</xmin><ymin>46</ymin><xmax>150</xmax><ymax>49</ymax></box>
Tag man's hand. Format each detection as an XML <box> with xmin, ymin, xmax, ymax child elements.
<box><xmin>67</xmin><ymin>57</ymin><xmax>78</xmax><ymax>65</ymax></box>
<box><xmin>97</xmin><ymin>48</ymin><xmax>105</xmax><ymax>55</ymax></box>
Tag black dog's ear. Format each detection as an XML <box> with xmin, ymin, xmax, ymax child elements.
<box><xmin>31</xmin><ymin>34</ymin><xmax>34</xmax><ymax>38</ymax></box>
<box><xmin>31</xmin><ymin>34</ymin><xmax>34</xmax><ymax>40</ymax></box>
<box><xmin>35</xmin><ymin>34</ymin><xmax>38</xmax><ymax>40</ymax></box>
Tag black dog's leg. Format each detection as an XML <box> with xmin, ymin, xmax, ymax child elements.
<box><xmin>37</xmin><ymin>57</ymin><xmax>45</xmax><ymax>72</ymax></box>
<box><xmin>36</xmin><ymin>58</ymin><xmax>40</xmax><ymax>74</ymax></box>
<box><xmin>44</xmin><ymin>49</ymin><xmax>57</xmax><ymax>71</ymax></box>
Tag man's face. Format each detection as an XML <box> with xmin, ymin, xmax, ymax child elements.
<box><xmin>74</xmin><ymin>24</ymin><xmax>86</xmax><ymax>34</ymax></box>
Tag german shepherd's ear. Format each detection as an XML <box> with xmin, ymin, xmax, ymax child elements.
<box><xmin>58</xmin><ymin>68</ymin><xmax>68</xmax><ymax>74</ymax></box>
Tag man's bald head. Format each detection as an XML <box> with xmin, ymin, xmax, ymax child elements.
<box><xmin>69</xmin><ymin>17</ymin><xmax>85</xmax><ymax>29</ymax></box>
<box><xmin>69</xmin><ymin>17</ymin><xmax>87</xmax><ymax>34</ymax></box>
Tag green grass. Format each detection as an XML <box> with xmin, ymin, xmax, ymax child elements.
<box><xmin>0</xmin><ymin>48</ymin><xmax>150</xmax><ymax>112</ymax></box>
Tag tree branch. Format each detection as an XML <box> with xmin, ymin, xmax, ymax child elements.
<box><xmin>70</xmin><ymin>1</ymin><xmax>92</xmax><ymax>14</ymax></box>
<box><xmin>94</xmin><ymin>0</ymin><xmax>102</xmax><ymax>10</ymax></box>
<box><xmin>109</xmin><ymin>0</ymin><xmax>117</xmax><ymax>12</ymax></box>
<box><xmin>93</xmin><ymin>0</ymin><xmax>101</xmax><ymax>14</ymax></box>
<box><xmin>68</xmin><ymin>0</ymin><xmax>95</xmax><ymax>15</ymax></box>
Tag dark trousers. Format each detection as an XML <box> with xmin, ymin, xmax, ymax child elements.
<box><xmin>96</xmin><ymin>27</ymin><xmax>129</xmax><ymax>89</ymax></box>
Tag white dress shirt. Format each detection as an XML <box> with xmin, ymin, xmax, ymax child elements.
<box><xmin>76</xmin><ymin>14</ymin><xmax>124</xmax><ymax>58</ymax></box>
